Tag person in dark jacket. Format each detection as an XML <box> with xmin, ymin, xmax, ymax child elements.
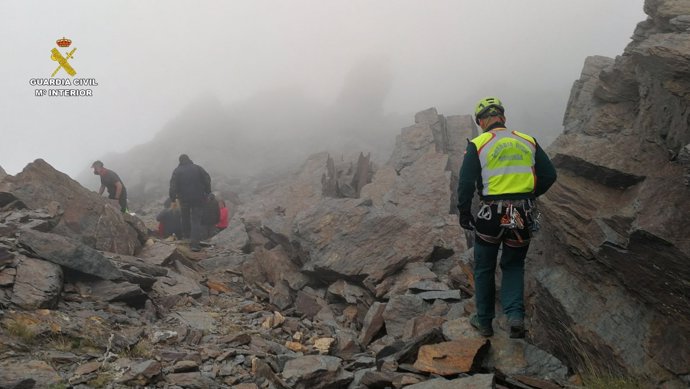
<box><xmin>156</xmin><ymin>198</ymin><xmax>182</xmax><ymax>238</ymax></box>
<box><xmin>169</xmin><ymin>154</ymin><xmax>211</xmax><ymax>251</ymax></box>
<box><xmin>457</xmin><ymin>97</ymin><xmax>557</xmax><ymax>339</ymax></box>
<box><xmin>92</xmin><ymin>160</ymin><xmax>128</xmax><ymax>213</ymax></box>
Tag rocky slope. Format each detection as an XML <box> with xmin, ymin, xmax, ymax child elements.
<box><xmin>526</xmin><ymin>0</ymin><xmax>690</xmax><ymax>387</ymax></box>
<box><xmin>0</xmin><ymin>112</ymin><xmax>572</xmax><ymax>389</ymax></box>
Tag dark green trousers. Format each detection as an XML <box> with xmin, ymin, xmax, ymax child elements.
<box><xmin>473</xmin><ymin>240</ymin><xmax>528</xmax><ymax>327</ymax></box>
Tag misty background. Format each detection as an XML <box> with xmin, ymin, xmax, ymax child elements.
<box><xmin>1</xmin><ymin>1</ymin><xmax>645</xmax><ymax>192</ymax></box>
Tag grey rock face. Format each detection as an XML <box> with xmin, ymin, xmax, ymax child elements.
<box><xmin>530</xmin><ymin>1</ymin><xmax>690</xmax><ymax>386</ymax></box>
<box><xmin>11</xmin><ymin>256</ymin><xmax>62</xmax><ymax>309</ymax></box>
<box><xmin>644</xmin><ymin>0</ymin><xmax>690</xmax><ymax>31</ymax></box>
<box><xmin>562</xmin><ymin>55</ymin><xmax>615</xmax><ymax>134</ymax></box>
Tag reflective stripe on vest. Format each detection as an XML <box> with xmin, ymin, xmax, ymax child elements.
<box><xmin>470</xmin><ymin>129</ymin><xmax>536</xmax><ymax>196</ymax></box>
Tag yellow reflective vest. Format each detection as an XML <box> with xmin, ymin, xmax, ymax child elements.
<box><xmin>470</xmin><ymin>128</ymin><xmax>537</xmax><ymax>196</ymax></box>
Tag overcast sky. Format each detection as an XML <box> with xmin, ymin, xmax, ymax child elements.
<box><xmin>1</xmin><ymin>0</ymin><xmax>645</xmax><ymax>176</ymax></box>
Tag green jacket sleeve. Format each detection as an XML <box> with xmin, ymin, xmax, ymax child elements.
<box><xmin>533</xmin><ymin>142</ymin><xmax>557</xmax><ymax>197</ymax></box>
<box><xmin>457</xmin><ymin>142</ymin><xmax>480</xmax><ymax>213</ymax></box>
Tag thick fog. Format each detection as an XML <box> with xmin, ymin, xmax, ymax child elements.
<box><xmin>1</xmin><ymin>0</ymin><xmax>645</xmax><ymax>178</ymax></box>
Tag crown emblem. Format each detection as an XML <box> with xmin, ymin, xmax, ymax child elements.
<box><xmin>56</xmin><ymin>37</ymin><xmax>72</xmax><ymax>48</ymax></box>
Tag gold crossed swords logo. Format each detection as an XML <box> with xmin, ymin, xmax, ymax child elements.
<box><xmin>50</xmin><ymin>47</ymin><xmax>77</xmax><ymax>77</ymax></box>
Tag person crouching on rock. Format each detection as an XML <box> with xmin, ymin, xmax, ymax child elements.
<box><xmin>156</xmin><ymin>198</ymin><xmax>182</xmax><ymax>239</ymax></box>
<box><xmin>92</xmin><ymin>160</ymin><xmax>128</xmax><ymax>213</ymax></box>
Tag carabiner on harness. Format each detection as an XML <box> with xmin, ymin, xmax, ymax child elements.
<box><xmin>512</xmin><ymin>206</ymin><xmax>524</xmax><ymax>229</ymax></box>
<box><xmin>499</xmin><ymin>204</ymin><xmax>516</xmax><ymax>229</ymax></box>
<box><xmin>477</xmin><ymin>204</ymin><xmax>492</xmax><ymax>220</ymax></box>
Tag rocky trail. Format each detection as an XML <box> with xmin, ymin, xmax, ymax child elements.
<box><xmin>0</xmin><ymin>235</ymin><xmax>570</xmax><ymax>389</ymax></box>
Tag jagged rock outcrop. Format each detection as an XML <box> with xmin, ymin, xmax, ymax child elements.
<box><xmin>528</xmin><ymin>1</ymin><xmax>690</xmax><ymax>386</ymax></box>
<box><xmin>321</xmin><ymin>152</ymin><xmax>373</xmax><ymax>199</ymax></box>
<box><xmin>238</xmin><ymin>108</ymin><xmax>474</xmax><ymax>298</ymax></box>
<box><xmin>389</xmin><ymin>108</ymin><xmax>476</xmax><ymax>214</ymax></box>
<box><xmin>0</xmin><ymin>159</ymin><xmax>143</xmax><ymax>255</ymax></box>
<box><xmin>0</xmin><ymin>165</ymin><xmax>6</xmax><ymax>181</ymax></box>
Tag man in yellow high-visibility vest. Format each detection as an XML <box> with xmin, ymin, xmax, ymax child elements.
<box><xmin>457</xmin><ymin>97</ymin><xmax>557</xmax><ymax>338</ymax></box>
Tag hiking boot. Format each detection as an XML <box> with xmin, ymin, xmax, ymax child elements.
<box><xmin>508</xmin><ymin>317</ymin><xmax>525</xmax><ymax>339</ymax></box>
<box><xmin>470</xmin><ymin>314</ymin><xmax>493</xmax><ymax>337</ymax></box>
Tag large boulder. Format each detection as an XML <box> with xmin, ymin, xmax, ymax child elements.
<box><xmin>18</xmin><ymin>229</ymin><xmax>123</xmax><ymax>280</ymax></box>
<box><xmin>294</xmin><ymin>198</ymin><xmax>460</xmax><ymax>292</ymax></box>
<box><xmin>209</xmin><ymin>218</ymin><xmax>250</xmax><ymax>252</ymax></box>
<box><xmin>527</xmin><ymin>1</ymin><xmax>690</xmax><ymax>386</ymax></box>
<box><xmin>0</xmin><ymin>159</ymin><xmax>143</xmax><ymax>254</ymax></box>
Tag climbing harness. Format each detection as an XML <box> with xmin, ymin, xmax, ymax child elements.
<box><xmin>498</xmin><ymin>203</ymin><xmax>525</xmax><ymax>244</ymax></box>
<box><xmin>475</xmin><ymin>199</ymin><xmax>537</xmax><ymax>247</ymax></box>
